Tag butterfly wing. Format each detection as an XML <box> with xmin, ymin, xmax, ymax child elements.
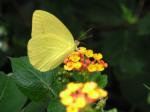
<box><xmin>32</xmin><ymin>10</ymin><xmax>74</xmax><ymax>43</ymax></box>
<box><xmin>28</xmin><ymin>10</ymin><xmax>75</xmax><ymax>72</ymax></box>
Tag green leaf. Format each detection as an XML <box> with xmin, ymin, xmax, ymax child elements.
<box><xmin>47</xmin><ymin>99</ymin><xmax>65</xmax><ymax>112</ymax></box>
<box><xmin>88</xmin><ymin>72</ymin><xmax>101</xmax><ymax>81</ymax></box>
<box><xmin>106</xmin><ymin>108</ymin><xmax>118</xmax><ymax>112</ymax></box>
<box><xmin>88</xmin><ymin>72</ymin><xmax>108</xmax><ymax>88</ymax></box>
<box><xmin>0</xmin><ymin>72</ymin><xmax>26</xmax><ymax>112</ymax></box>
<box><xmin>10</xmin><ymin>56</ymin><xmax>59</xmax><ymax>101</ymax></box>
<box><xmin>23</xmin><ymin>101</ymin><xmax>47</xmax><ymax>112</ymax></box>
<box><xmin>97</xmin><ymin>75</ymin><xmax>108</xmax><ymax>88</ymax></box>
<box><xmin>72</xmin><ymin>71</ymin><xmax>85</xmax><ymax>82</ymax></box>
<box><xmin>10</xmin><ymin>56</ymin><xmax>36</xmax><ymax>72</ymax></box>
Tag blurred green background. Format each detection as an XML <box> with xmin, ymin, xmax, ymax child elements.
<box><xmin>0</xmin><ymin>0</ymin><xmax>150</xmax><ymax>112</ymax></box>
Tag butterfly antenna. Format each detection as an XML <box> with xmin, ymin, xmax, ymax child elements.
<box><xmin>78</xmin><ymin>26</ymin><xmax>95</xmax><ymax>41</ymax></box>
<box><xmin>79</xmin><ymin>41</ymin><xmax>87</xmax><ymax>46</ymax></box>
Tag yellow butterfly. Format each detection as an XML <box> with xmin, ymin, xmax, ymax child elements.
<box><xmin>28</xmin><ymin>10</ymin><xmax>77</xmax><ymax>72</ymax></box>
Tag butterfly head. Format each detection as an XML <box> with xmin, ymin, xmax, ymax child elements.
<box><xmin>75</xmin><ymin>40</ymin><xmax>80</xmax><ymax>46</ymax></box>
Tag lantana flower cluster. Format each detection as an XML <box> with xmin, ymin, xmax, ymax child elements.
<box><xmin>64</xmin><ymin>47</ymin><xmax>108</xmax><ymax>72</ymax></box>
<box><xmin>59</xmin><ymin>82</ymin><xmax>108</xmax><ymax>112</ymax></box>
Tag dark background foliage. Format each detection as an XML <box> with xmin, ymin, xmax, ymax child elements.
<box><xmin>0</xmin><ymin>0</ymin><xmax>150</xmax><ymax>112</ymax></box>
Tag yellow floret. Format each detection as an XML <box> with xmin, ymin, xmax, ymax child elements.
<box><xmin>66</xmin><ymin>105</ymin><xmax>79</xmax><ymax>112</ymax></box>
<box><xmin>73</xmin><ymin>97</ymin><xmax>86</xmax><ymax>108</ymax></box>
<box><xmin>82</xmin><ymin>82</ymin><xmax>97</xmax><ymax>93</ymax></box>
<box><xmin>95</xmin><ymin>63</ymin><xmax>104</xmax><ymax>71</ymax></box>
<box><xmin>69</xmin><ymin>54</ymin><xmax>80</xmax><ymax>62</ymax></box>
<box><xmin>93</xmin><ymin>53</ymin><xmax>103</xmax><ymax>60</ymax></box>
<box><xmin>87</xmin><ymin>90</ymin><xmax>101</xmax><ymax>99</ymax></box>
<box><xmin>79</xmin><ymin>47</ymin><xmax>87</xmax><ymax>54</ymax></box>
<box><xmin>59</xmin><ymin>89</ymin><xmax>71</xmax><ymax>98</ymax></box>
<box><xmin>97</xmin><ymin>88</ymin><xmax>108</xmax><ymax>98</ymax></box>
<box><xmin>67</xmin><ymin>82</ymin><xmax>83</xmax><ymax>92</ymax></box>
<box><xmin>87</xmin><ymin>64</ymin><xmax>97</xmax><ymax>72</ymax></box>
<box><xmin>85</xmin><ymin>49</ymin><xmax>93</xmax><ymax>58</ymax></box>
<box><xmin>73</xmin><ymin>62</ymin><xmax>82</xmax><ymax>69</ymax></box>
<box><xmin>64</xmin><ymin>62</ymin><xmax>74</xmax><ymax>71</ymax></box>
<box><xmin>61</xmin><ymin>96</ymin><xmax>74</xmax><ymax>105</ymax></box>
